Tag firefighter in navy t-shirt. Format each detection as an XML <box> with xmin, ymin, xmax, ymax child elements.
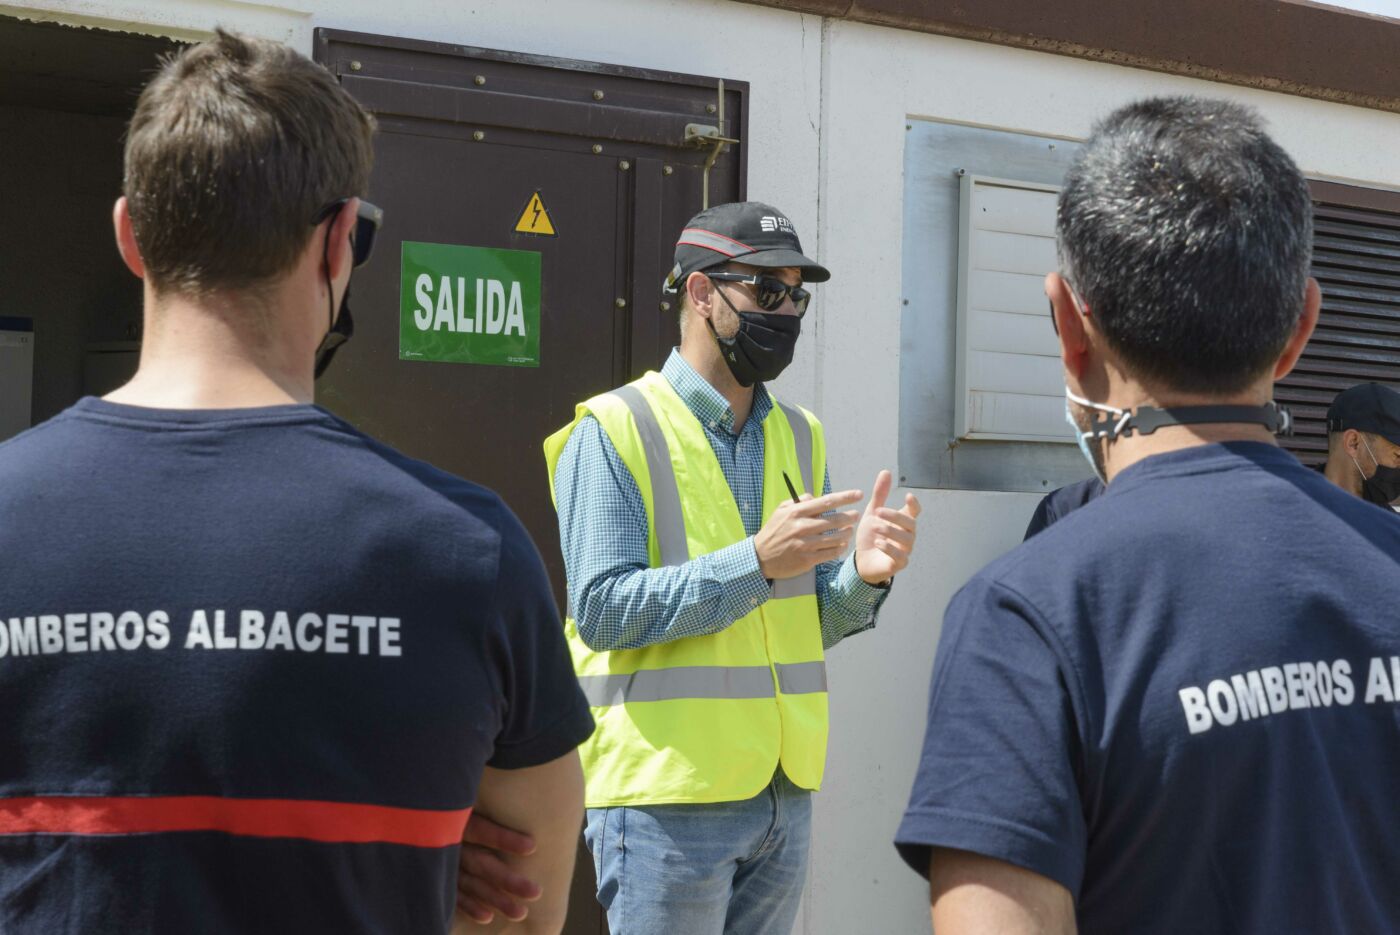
<box><xmin>0</xmin><ymin>31</ymin><xmax>590</xmax><ymax>934</ymax></box>
<box><xmin>897</xmin><ymin>97</ymin><xmax>1400</xmax><ymax>933</ymax></box>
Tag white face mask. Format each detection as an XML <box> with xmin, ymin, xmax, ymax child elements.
<box><xmin>1063</xmin><ymin>387</ymin><xmax>1129</xmax><ymax>483</ymax></box>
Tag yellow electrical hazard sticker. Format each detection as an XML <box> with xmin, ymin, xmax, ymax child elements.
<box><xmin>514</xmin><ymin>191</ymin><xmax>557</xmax><ymax>237</ymax></box>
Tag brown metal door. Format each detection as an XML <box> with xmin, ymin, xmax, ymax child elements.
<box><xmin>313</xmin><ymin>30</ymin><xmax>746</xmax><ymax>935</ymax></box>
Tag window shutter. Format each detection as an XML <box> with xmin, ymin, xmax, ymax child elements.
<box><xmin>954</xmin><ymin>174</ymin><xmax>1067</xmax><ymax>442</ymax></box>
<box><xmin>1276</xmin><ymin>181</ymin><xmax>1400</xmax><ymax>466</ymax></box>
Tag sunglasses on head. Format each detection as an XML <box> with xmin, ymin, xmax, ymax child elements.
<box><xmin>706</xmin><ymin>271</ymin><xmax>811</xmax><ymax>317</ymax></box>
<box><xmin>312</xmin><ymin>198</ymin><xmax>384</xmax><ymax>267</ymax></box>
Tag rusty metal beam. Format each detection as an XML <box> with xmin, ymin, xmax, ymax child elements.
<box><xmin>734</xmin><ymin>0</ymin><xmax>1400</xmax><ymax>114</ymax></box>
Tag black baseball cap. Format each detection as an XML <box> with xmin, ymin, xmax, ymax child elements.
<box><xmin>662</xmin><ymin>201</ymin><xmax>831</xmax><ymax>293</ymax></box>
<box><xmin>1327</xmin><ymin>382</ymin><xmax>1400</xmax><ymax>445</ymax></box>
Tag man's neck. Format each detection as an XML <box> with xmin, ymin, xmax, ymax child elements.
<box><xmin>1323</xmin><ymin>456</ymin><xmax>1364</xmax><ymax>498</ymax></box>
<box><xmin>679</xmin><ymin>330</ymin><xmax>755</xmax><ymax>431</ymax></box>
<box><xmin>1096</xmin><ymin>382</ymin><xmax>1280</xmax><ymax>483</ymax></box>
<box><xmin>105</xmin><ymin>289</ymin><xmax>314</xmax><ymax>409</ymax></box>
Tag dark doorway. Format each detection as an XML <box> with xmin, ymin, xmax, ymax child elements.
<box><xmin>313</xmin><ymin>30</ymin><xmax>747</xmax><ymax>935</ymax></box>
<box><xmin>0</xmin><ymin>17</ymin><xmax>183</xmax><ymax>440</ymax></box>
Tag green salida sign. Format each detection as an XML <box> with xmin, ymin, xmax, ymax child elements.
<box><xmin>400</xmin><ymin>241</ymin><xmax>541</xmax><ymax>367</ymax></box>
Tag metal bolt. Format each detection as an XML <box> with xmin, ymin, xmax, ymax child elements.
<box><xmin>660</xmin><ymin>301</ymin><xmax>672</xmax><ymax>312</ymax></box>
<box><xmin>618</xmin><ymin>160</ymin><xmax>631</xmax><ymax>171</ymax></box>
<box><xmin>349</xmin><ymin>60</ymin><xmax>362</xmax><ymax>72</ymax></box>
<box><xmin>592</xmin><ymin>144</ymin><xmax>603</xmax><ymax>154</ymax></box>
<box><xmin>614</xmin><ymin>298</ymin><xmax>627</xmax><ymax>309</ymax></box>
<box><xmin>472</xmin><ymin>130</ymin><xmax>485</xmax><ymax>142</ymax></box>
<box><xmin>593</xmin><ymin>90</ymin><xmax>605</xmax><ymax>101</ymax></box>
<box><xmin>663</xmin><ymin>165</ymin><xmax>674</xmax><ymax>176</ymax></box>
<box><xmin>706</xmin><ymin>103</ymin><xmax>717</xmax><ymax>114</ymax></box>
<box><xmin>474</xmin><ymin>75</ymin><xmax>486</xmax><ymax>86</ymax></box>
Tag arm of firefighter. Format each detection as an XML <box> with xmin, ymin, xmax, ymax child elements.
<box><xmin>452</xmin><ymin>753</ymin><xmax>585</xmax><ymax>934</ymax></box>
<box><xmin>928</xmin><ymin>848</ymin><xmax>1078</xmax><ymax>935</ymax></box>
<box><xmin>553</xmin><ymin>415</ymin><xmax>770</xmax><ymax>651</ymax></box>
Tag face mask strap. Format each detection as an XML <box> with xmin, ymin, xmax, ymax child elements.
<box><xmin>1065</xmin><ymin>388</ymin><xmax>1127</xmax><ymax>442</ymax></box>
<box><xmin>708</xmin><ymin>281</ymin><xmax>744</xmax><ymax>344</ymax></box>
<box><xmin>1349</xmin><ymin>450</ymin><xmax>1369</xmax><ymax>486</ymax></box>
<box><xmin>1083</xmin><ymin>402</ymin><xmax>1294</xmax><ymax>441</ymax></box>
<box><xmin>1362</xmin><ymin>436</ymin><xmax>1384</xmax><ymax>473</ymax></box>
<box><xmin>322</xmin><ymin>220</ymin><xmax>335</xmax><ymax>336</ymax></box>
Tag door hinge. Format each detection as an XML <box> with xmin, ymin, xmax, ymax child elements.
<box><xmin>684</xmin><ymin>79</ymin><xmax>741</xmax><ymax>210</ymax></box>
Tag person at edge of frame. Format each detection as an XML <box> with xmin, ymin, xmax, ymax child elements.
<box><xmin>1320</xmin><ymin>381</ymin><xmax>1400</xmax><ymax>511</ymax></box>
<box><xmin>1022</xmin><ymin>476</ymin><xmax>1104</xmax><ymax>540</ymax></box>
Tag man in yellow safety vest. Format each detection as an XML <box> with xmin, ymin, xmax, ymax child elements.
<box><xmin>545</xmin><ymin>201</ymin><xmax>921</xmax><ymax>933</ymax></box>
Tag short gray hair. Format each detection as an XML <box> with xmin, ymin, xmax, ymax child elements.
<box><xmin>1057</xmin><ymin>97</ymin><xmax>1313</xmax><ymax>393</ymax></box>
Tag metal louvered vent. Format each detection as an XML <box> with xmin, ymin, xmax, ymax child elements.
<box><xmin>1276</xmin><ymin>181</ymin><xmax>1400</xmax><ymax>467</ymax></box>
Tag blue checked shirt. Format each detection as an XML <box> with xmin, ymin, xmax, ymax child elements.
<box><xmin>553</xmin><ymin>350</ymin><xmax>888</xmax><ymax>652</ymax></box>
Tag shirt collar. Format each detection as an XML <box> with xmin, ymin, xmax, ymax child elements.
<box><xmin>661</xmin><ymin>349</ymin><xmax>772</xmax><ymax>435</ymax></box>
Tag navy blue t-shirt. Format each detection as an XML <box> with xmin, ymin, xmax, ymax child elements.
<box><xmin>897</xmin><ymin>443</ymin><xmax>1400</xmax><ymax>933</ymax></box>
<box><xmin>1023</xmin><ymin>476</ymin><xmax>1105</xmax><ymax>540</ymax></box>
<box><xmin>0</xmin><ymin>399</ymin><xmax>593</xmax><ymax>934</ymax></box>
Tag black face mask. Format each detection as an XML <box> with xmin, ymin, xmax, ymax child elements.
<box><xmin>314</xmin><ymin>285</ymin><xmax>353</xmax><ymax>379</ymax></box>
<box><xmin>1355</xmin><ymin>438</ymin><xmax>1400</xmax><ymax>505</ymax></box>
<box><xmin>708</xmin><ymin>286</ymin><xmax>802</xmax><ymax>387</ymax></box>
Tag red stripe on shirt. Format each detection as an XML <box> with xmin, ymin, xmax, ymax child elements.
<box><xmin>0</xmin><ymin>796</ymin><xmax>472</xmax><ymax>848</ymax></box>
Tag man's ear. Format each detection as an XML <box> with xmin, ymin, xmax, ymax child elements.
<box><xmin>1273</xmin><ymin>277</ymin><xmax>1321</xmax><ymax>382</ymax></box>
<box><xmin>1046</xmin><ymin>272</ymin><xmax>1090</xmax><ymax>381</ymax></box>
<box><xmin>684</xmin><ymin>270</ymin><xmax>715</xmax><ymax>321</ymax></box>
<box><xmin>1343</xmin><ymin>428</ymin><xmax>1363</xmax><ymax>458</ymax></box>
<box><xmin>323</xmin><ymin>198</ymin><xmax>361</xmax><ymax>283</ymax></box>
<box><xmin>113</xmin><ymin>197</ymin><xmax>145</xmax><ymax>279</ymax></box>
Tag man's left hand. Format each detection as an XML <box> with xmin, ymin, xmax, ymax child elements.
<box><xmin>854</xmin><ymin>469</ymin><xmax>921</xmax><ymax>586</ymax></box>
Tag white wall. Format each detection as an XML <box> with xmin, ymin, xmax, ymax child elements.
<box><xmin>8</xmin><ymin>0</ymin><xmax>1400</xmax><ymax>931</ymax></box>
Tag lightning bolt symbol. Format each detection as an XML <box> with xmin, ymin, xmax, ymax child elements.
<box><xmin>531</xmin><ymin>197</ymin><xmax>543</xmax><ymax>228</ymax></box>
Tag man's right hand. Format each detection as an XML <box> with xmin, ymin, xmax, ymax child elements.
<box><xmin>457</xmin><ymin>813</ymin><xmax>541</xmax><ymax>925</ymax></box>
<box><xmin>754</xmin><ymin>489</ymin><xmax>863</xmax><ymax>581</ymax></box>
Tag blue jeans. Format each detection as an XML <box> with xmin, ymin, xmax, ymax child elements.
<box><xmin>584</xmin><ymin>771</ymin><xmax>812</xmax><ymax>935</ymax></box>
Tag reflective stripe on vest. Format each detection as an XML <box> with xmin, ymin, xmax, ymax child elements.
<box><xmin>611</xmin><ymin>384</ymin><xmax>689</xmax><ymax>568</ymax></box>
<box><xmin>577</xmin><ymin>661</ymin><xmax>829</xmax><ymax>706</ymax></box>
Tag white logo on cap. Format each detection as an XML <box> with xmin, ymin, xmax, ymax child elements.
<box><xmin>760</xmin><ymin>215</ymin><xmax>796</xmax><ymax>234</ymax></box>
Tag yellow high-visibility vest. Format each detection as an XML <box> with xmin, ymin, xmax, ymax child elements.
<box><xmin>544</xmin><ymin>370</ymin><xmax>829</xmax><ymax>807</ymax></box>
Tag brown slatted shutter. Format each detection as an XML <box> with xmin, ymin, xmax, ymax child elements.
<box><xmin>1276</xmin><ymin>181</ymin><xmax>1400</xmax><ymax>466</ymax></box>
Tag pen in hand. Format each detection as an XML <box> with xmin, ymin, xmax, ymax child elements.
<box><xmin>783</xmin><ymin>471</ymin><xmax>801</xmax><ymax>503</ymax></box>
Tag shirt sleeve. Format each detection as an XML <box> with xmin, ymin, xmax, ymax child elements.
<box><xmin>487</xmin><ymin>502</ymin><xmax>595</xmax><ymax>769</ymax></box>
<box><xmin>553</xmin><ymin>415</ymin><xmax>772</xmax><ymax>652</ymax></box>
<box><xmin>894</xmin><ymin>574</ymin><xmax>1088</xmax><ymax>897</ymax></box>
<box><xmin>815</xmin><ymin>465</ymin><xmax>889</xmax><ymax>649</ymax></box>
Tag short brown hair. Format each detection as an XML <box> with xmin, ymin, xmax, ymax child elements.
<box><xmin>123</xmin><ymin>29</ymin><xmax>375</xmax><ymax>296</ymax></box>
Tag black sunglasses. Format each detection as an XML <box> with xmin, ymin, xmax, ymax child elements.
<box><xmin>312</xmin><ymin>198</ymin><xmax>384</xmax><ymax>267</ymax></box>
<box><xmin>706</xmin><ymin>271</ymin><xmax>811</xmax><ymax>317</ymax></box>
